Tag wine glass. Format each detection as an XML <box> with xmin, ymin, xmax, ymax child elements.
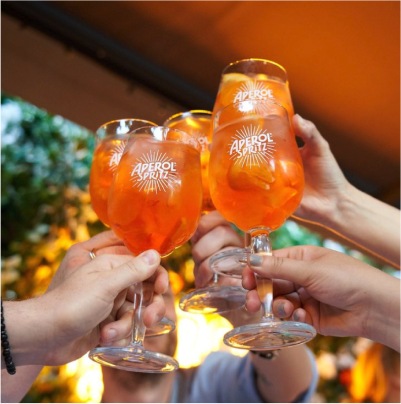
<box><xmin>164</xmin><ymin>110</ymin><xmax>214</xmax><ymax>213</ymax></box>
<box><xmin>146</xmin><ymin>316</ymin><xmax>175</xmax><ymax>337</ymax></box>
<box><xmin>213</xmin><ymin>58</ymin><xmax>294</xmax><ymax>118</ymax></box>
<box><xmin>164</xmin><ymin>110</ymin><xmax>247</xmax><ymax>314</ymax></box>
<box><xmin>89</xmin><ymin>125</ymin><xmax>203</xmax><ymax>371</ymax></box>
<box><xmin>89</xmin><ymin>118</ymin><xmax>175</xmax><ymax>336</ymax></box>
<box><xmin>89</xmin><ymin>118</ymin><xmax>157</xmax><ymax>227</ymax></box>
<box><xmin>208</xmin><ymin>99</ymin><xmax>316</xmax><ymax>350</ymax></box>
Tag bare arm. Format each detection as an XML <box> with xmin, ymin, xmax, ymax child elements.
<box><xmin>251</xmin><ymin>347</ymin><xmax>315</xmax><ymax>403</ymax></box>
<box><xmin>293</xmin><ymin>115</ymin><xmax>400</xmax><ymax>268</ymax></box>
<box><xmin>1</xmin><ymin>365</ymin><xmax>42</xmax><ymax>403</ymax></box>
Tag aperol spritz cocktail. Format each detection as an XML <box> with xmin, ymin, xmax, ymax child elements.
<box><xmin>210</xmin><ymin>105</ymin><xmax>303</xmax><ymax>233</ymax></box>
<box><xmin>164</xmin><ymin>111</ymin><xmax>247</xmax><ymax>314</ymax></box>
<box><xmin>89</xmin><ymin>119</ymin><xmax>175</xmax><ymax>339</ymax></box>
<box><xmin>89</xmin><ymin>119</ymin><xmax>156</xmax><ymax>226</ymax></box>
<box><xmin>209</xmin><ymin>100</ymin><xmax>316</xmax><ymax>350</ymax></box>
<box><xmin>164</xmin><ymin>110</ymin><xmax>214</xmax><ymax>213</ymax></box>
<box><xmin>89</xmin><ymin>126</ymin><xmax>203</xmax><ymax>372</ymax></box>
<box><xmin>108</xmin><ymin>126</ymin><xmax>203</xmax><ymax>256</ymax></box>
<box><xmin>213</xmin><ymin>58</ymin><xmax>294</xmax><ymax>118</ymax></box>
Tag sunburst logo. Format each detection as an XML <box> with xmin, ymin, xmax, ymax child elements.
<box><xmin>130</xmin><ymin>150</ymin><xmax>178</xmax><ymax>193</ymax></box>
<box><xmin>228</xmin><ymin>125</ymin><xmax>275</xmax><ymax>167</ymax></box>
<box><xmin>233</xmin><ymin>80</ymin><xmax>274</xmax><ymax>103</ymax></box>
<box><xmin>108</xmin><ymin>141</ymin><xmax>127</xmax><ymax>172</ymax></box>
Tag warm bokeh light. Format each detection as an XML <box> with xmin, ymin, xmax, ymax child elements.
<box><xmin>62</xmin><ymin>297</ymin><xmax>245</xmax><ymax>402</ymax></box>
<box><xmin>61</xmin><ymin>356</ymin><xmax>103</xmax><ymax>403</ymax></box>
<box><xmin>174</xmin><ymin>299</ymin><xmax>246</xmax><ymax>368</ymax></box>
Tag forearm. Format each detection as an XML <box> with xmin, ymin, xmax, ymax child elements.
<box><xmin>2</xmin><ymin>299</ymin><xmax>53</xmax><ymax>367</ymax></box>
<box><xmin>1</xmin><ymin>365</ymin><xmax>43</xmax><ymax>403</ymax></box>
<box><xmin>321</xmin><ymin>184</ymin><xmax>400</xmax><ymax>267</ymax></box>
<box><xmin>251</xmin><ymin>346</ymin><xmax>315</xmax><ymax>402</ymax></box>
<box><xmin>364</xmin><ymin>275</ymin><xmax>400</xmax><ymax>352</ymax></box>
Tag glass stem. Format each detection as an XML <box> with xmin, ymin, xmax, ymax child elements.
<box><xmin>249</xmin><ymin>229</ymin><xmax>274</xmax><ymax>321</ymax></box>
<box><xmin>131</xmin><ymin>282</ymin><xmax>147</xmax><ymax>348</ymax></box>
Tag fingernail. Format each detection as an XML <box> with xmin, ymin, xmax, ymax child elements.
<box><xmin>277</xmin><ymin>302</ymin><xmax>286</xmax><ymax>318</ymax></box>
<box><xmin>139</xmin><ymin>250</ymin><xmax>159</xmax><ymax>265</ymax></box>
<box><xmin>295</xmin><ymin>113</ymin><xmax>305</xmax><ymax>123</ymax></box>
<box><xmin>249</xmin><ymin>254</ymin><xmax>263</xmax><ymax>267</ymax></box>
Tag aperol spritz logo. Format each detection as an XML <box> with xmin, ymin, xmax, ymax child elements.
<box><xmin>233</xmin><ymin>81</ymin><xmax>274</xmax><ymax>103</ymax></box>
<box><xmin>229</xmin><ymin>125</ymin><xmax>275</xmax><ymax>163</ymax></box>
<box><xmin>108</xmin><ymin>142</ymin><xmax>127</xmax><ymax>172</ymax></box>
<box><xmin>130</xmin><ymin>150</ymin><xmax>177</xmax><ymax>193</ymax></box>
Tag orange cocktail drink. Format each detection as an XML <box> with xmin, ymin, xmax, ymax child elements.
<box><xmin>89</xmin><ymin>119</ymin><xmax>156</xmax><ymax>226</ymax></box>
<box><xmin>213</xmin><ymin>58</ymin><xmax>294</xmax><ymax>118</ymax></box>
<box><xmin>164</xmin><ymin>110</ymin><xmax>214</xmax><ymax>213</ymax></box>
<box><xmin>108</xmin><ymin>126</ymin><xmax>203</xmax><ymax>257</ymax></box>
<box><xmin>209</xmin><ymin>100</ymin><xmax>303</xmax><ymax>233</ymax></box>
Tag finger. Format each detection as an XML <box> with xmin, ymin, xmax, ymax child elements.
<box><xmin>242</xmin><ymin>266</ymin><xmax>257</xmax><ymax>290</ymax></box>
<box><xmin>191</xmin><ymin>210</ymin><xmax>228</xmax><ymax>244</ymax></box>
<box><xmin>83</xmin><ymin>230</ymin><xmax>125</xmax><ymax>252</ymax></box>
<box><xmin>248</xmin><ymin>250</ymin><xmax>317</xmax><ymax>286</ymax></box>
<box><xmin>108</xmin><ymin>289</ymin><xmax>128</xmax><ymax>320</ymax></box>
<box><xmin>100</xmin><ymin>308</ymin><xmax>133</xmax><ymax>346</ymax></box>
<box><xmin>143</xmin><ymin>294</ymin><xmax>166</xmax><ymax>328</ymax></box>
<box><xmin>192</xmin><ymin>224</ymin><xmax>243</xmax><ymax>265</ymax></box>
<box><xmin>96</xmin><ymin>245</ymin><xmax>131</xmax><ymax>257</ymax></box>
<box><xmin>273</xmin><ymin>298</ymin><xmax>296</xmax><ymax>319</ymax></box>
<box><xmin>152</xmin><ymin>266</ymin><xmax>170</xmax><ymax>295</ymax></box>
<box><xmin>101</xmin><ymin>250</ymin><xmax>161</xmax><ymax>296</ymax></box>
<box><xmin>293</xmin><ymin>114</ymin><xmax>329</xmax><ymax>156</ymax></box>
<box><xmin>245</xmin><ymin>289</ymin><xmax>261</xmax><ymax>313</ymax></box>
<box><xmin>291</xmin><ymin>307</ymin><xmax>314</xmax><ymax>326</ymax></box>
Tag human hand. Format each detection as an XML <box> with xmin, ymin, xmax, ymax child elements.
<box><xmin>34</xmin><ymin>231</ymin><xmax>168</xmax><ymax>365</ymax></box>
<box><xmin>292</xmin><ymin>114</ymin><xmax>350</xmax><ymax>227</ymax></box>
<box><xmin>190</xmin><ymin>211</ymin><xmax>261</xmax><ymax>325</ymax></box>
<box><xmin>242</xmin><ymin>245</ymin><xmax>400</xmax><ymax>351</ymax></box>
<box><xmin>191</xmin><ymin>210</ymin><xmax>243</xmax><ymax>288</ymax></box>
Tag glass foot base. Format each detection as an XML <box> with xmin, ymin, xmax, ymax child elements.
<box><xmin>179</xmin><ymin>286</ymin><xmax>246</xmax><ymax>314</ymax></box>
<box><xmin>89</xmin><ymin>346</ymin><xmax>179</xmax><ymax>373</ymax></box>
<box><xmin>210</xmin><ymin>248</ymin><xmax>250</xmax><ymax>278</ymax></box>
<box><xmin>146</xmin><ymin>317</ymin><xmax>175</xmax><ymax>337</ymax></box>
<box><xmin>224</xmin><ymin>320</ymin><xmax>316</xmax><ymax>350</ymax></box>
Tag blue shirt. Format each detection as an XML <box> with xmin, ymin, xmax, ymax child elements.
<box><xmin>170</xmin><ymin>349</ymin><xmax>318</xmax><ymax>402</ymax></box>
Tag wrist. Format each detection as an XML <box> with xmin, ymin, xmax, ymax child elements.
<box><xmin>364</xmin><ymin>275</ymin><xmax>400</xmax><ymax>352</ymax></box>
<box><xmin>4</xmin><ymin>298</ymin><xmax>53</xmax><ymax>366</ymax></box>
<box><xmin>320</xmin><ymin>182</ymin><xmax>359</xmax><ymax>230</ymax></box>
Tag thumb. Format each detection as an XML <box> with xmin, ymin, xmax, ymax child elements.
<box><xmin>105</xmin><ymin>250</ymin><xmax>161</xmax><ymax>293</ymax></box>
<box><xmin>249</xmin><ymin>253</ymin><xmax>313</xmax><ymax>286</ymax></box>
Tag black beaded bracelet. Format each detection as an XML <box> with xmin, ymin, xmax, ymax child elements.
<box><xmin>1</xmin><ymin>300</ymin><xmax>16</xmax><ymax>375</ymax></box>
